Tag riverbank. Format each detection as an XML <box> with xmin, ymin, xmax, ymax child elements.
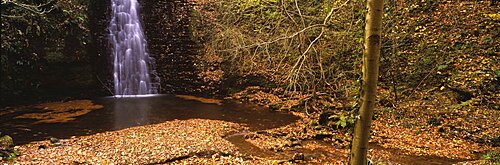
<box><xmin>2</xmin><ymin>93</ymin><xmax>497</xmax><ymax>164</ymax></box>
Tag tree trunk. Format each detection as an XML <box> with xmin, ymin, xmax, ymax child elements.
<box><xmin>349</xmin><ymin>0</ymin><xmax>384</xmax><ymax>165</ymax></box>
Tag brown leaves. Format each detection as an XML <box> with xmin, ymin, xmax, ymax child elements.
<box><xmin>176</xmin><ymin>95</ymin><xmax>223</xmax><ymax>105</ymax></box>
<box><xmin>372</xmin><ymin>89</ymin><xmax>499</xmax><ymax>160</ymax></box>
<box><xmin>14</xmin><ymin>119</ymin><xmax>245</xmax><ymax>164</ymax></box>
<box><xmin>15</xmin><ymin>100</ymin><xmax>103</xmax><ymax>124</ymax></box>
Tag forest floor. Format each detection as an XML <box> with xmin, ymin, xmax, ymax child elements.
<box><xmin>228</xmin><ymin>86</ymin><xmax>499</xmax><ymax>164</ymax></box>
<box><xmin>2</xmin><ymin>88</ymin><xmax>498</xmax><ymax>164</ymax></box>
<box><xmin>2</xmin><ymin>0</ymin><xmax>499</xmax><ymax>164</ymax></box>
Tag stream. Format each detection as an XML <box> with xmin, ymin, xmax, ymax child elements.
<box><xmin>0</xmin><ymin>95</ymin><xmax>298</xmax><ymax>145</ymax></box>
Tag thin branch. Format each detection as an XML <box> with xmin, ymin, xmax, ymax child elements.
<box><xmin>96</xmin><ymin>75</ymin><xmax>114</xmax><ymax>96</ymax></box>
<box><xmin>281</xmin><ymin>0</ymin><xmax>299</xmax><ymax>27</ymax></box>
<box><xmin>0</xmin><ymin>14</ymin><xmax>24</xmax><ymax>18</ymax></box>
<box><xmin>2</xmin><ymin>0</ymin><xmax>55</xmax><ymax>15</ymax></box>
<box><xmin>294</xmin><ymin>0</ymin><xmax>305</xmax><ymax>28</ymax></box>
<box><xmin>286</xmin><ymin>0</ymin><xmax>351</xmax><ymax>88</ymax></box>
<box><xmin>216</xmin><ymin>24</ymin><xmax>325</xmax><ymax>52</ymax></box>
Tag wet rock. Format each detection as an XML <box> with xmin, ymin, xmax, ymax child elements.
<box><xmin>318</xmin><ymin>111</ymin><xmax>334</xmax><ymax>126</ymax></box>
<box><xmin>305</xmin><ymin>153</ymin><xmax>322</xmax><ymax>161</ymax></box>
<box><xmin>427</xmin><ymin>117</ymin><xmax>443</xmax><ymax>126</ymax></box>
<box><xmin>314</xmin><ymin>133</ymin><xmax>333</xmax><ymax>140</ymax></box>
<box><xmin>38</xmin><ymin>145</ymin><xmax>47</xmax><ymax>149</ymax></box>
<box><xmin>270</xmin><ymin>132</ymin><xmax>287</xmax><ymax>138</ymax></box>
<box><xmin>48</xmin><ymin>137</ymin><xmax>62</xmax><ymax>147</ymax></box>
<box><xmin>241</xmin><ymin>133</ymin><xmax>254</xmax><ymax>139</ymax></box>
<box><xmin>268</xmin><ymin>104</ymin><xmax>281</xmax><ymax>111</ymax></box>
<box><xmin>290</xmin><ymin>141</ymin><xmax>301</xmax><ymax>147</ymax></box>
<box><xmin>445</xmin><ymin>85</ymin><xmax>473</xmax><ymax>103</ymax></box>
<box><xmin>292</xmin><ymin>153</ymin><xmax>305</xmax><ymax>161</ymax></box>
<box><xmin>256</xmin><ymin>130</ymin><xmax>268</xmax><ymax>135</ymax></box>
<box><xmin>438</xmin><ymin>127</ymin><xmax>446</xmax><ymax>133</ymax></box>
<box><xmin>49</xmin><ymin>137</ymin><xmax>60</xmax><ymax>144</ymax></box>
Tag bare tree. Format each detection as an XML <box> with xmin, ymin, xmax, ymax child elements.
<box><xmin>349</xmin><ymin>0</ymin><xmax>384</xmax><ymax>164</ymax></box>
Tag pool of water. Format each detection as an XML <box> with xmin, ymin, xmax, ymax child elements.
<box><xmin>0</xmin><ymin>95</ymin><xmax>299</xmax><ymax>145</ymax></box>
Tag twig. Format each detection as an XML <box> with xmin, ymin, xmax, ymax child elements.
<box><xmin>96</xmin><ymin>75</ymin><xmax>114</xmax><ymax>96</ymax></box>
<box><xmin>407</xmin><ymin>66</ymin><xmax>436</xmax><ymax>99</ymax></box>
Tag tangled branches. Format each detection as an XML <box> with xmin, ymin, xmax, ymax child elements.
<box><xmin>196</xmin><ymin>0</ymin><xmax>365</xmax><ymax>97</ymax></box>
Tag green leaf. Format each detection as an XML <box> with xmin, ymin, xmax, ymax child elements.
<box><xmin>494</xmin><ymin>70</ymin><xmax>500</xmax><ymax>77</ymax></box>
<box><xmin>437</xmin><ymin>64</ymin><xmax>448</xmax><ymax>71</ymax></box>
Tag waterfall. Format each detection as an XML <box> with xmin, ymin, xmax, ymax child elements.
<box><xmin>109</xmin><ymin>0</ymin><xmax>159</xmax><ymax>96</ymax></box>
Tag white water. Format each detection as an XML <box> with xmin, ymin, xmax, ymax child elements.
<box><xmin>109</xmin><ymin>0</ymin><xmax>158</xmax><ymax>96</ymax></box>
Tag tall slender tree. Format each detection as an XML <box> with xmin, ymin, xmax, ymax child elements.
<box><xmin>349</xmin><ymin>0</ymin><xmax>384</xmax><ymax>164</ymax></box>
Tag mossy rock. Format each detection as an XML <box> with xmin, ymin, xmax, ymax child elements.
<box><xmin>0</xmin><ymin>135</ymin><xmax>13</xmax><ymax>150</ymax></box>
<box><xmin>0</xmin><ymin>134</ymin><xmax>18</xmax><ymax>161</ymax></box>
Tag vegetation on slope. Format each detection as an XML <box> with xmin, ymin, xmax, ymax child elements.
<box><xmin>1</xmin><ymin>0</ymin><xmax>92</xmax><ymax>105</ymax></box>
<box><xmin>190</xmin><ymin>0</ymin><xmax>499</xmax><ymax>161</ymax></box>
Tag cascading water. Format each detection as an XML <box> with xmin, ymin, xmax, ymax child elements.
<box><xmin>109</xmin><ymin>0</ymin><xmax>159</xmax><ymax>96</ymax></box>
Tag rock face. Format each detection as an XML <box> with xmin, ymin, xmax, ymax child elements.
<box><xmin>90</xmin><ymin>0</ymin><xmax>212</xmax><ymax>95</ymax></box>
<box><xmin>141</xmin><ymin>0</ymin><xmax>202</xmax><ymax>93</ymax></box>
<box><xmin>141</xmin><ymin>0</ymin><xmax>204</xmax><ymax>94</ymax></box>
<box><xmin>88</xmin><ymin>0</ymin><xmax>225</xmax><ymax>96</ymax></box>
<box><xmin>88</xmin><ymin>0</ymin><xmax>113</xmax><ymax>95</ymax></box>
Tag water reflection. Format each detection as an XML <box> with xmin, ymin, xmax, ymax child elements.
<box><xmin>0</xmin><ymin>95</ymin><xmax>299</xmax><ymax>145</ymax></box>
<box><xmin>111</xmin><ymin>97</ymin><xmax>151</xmax><ymax>129</ymax></box>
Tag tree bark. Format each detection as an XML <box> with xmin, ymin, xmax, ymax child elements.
<box><xmin>349</xmin><ymin>0</ymin><xmax>384</xmax><ymax>165</ymax></box>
